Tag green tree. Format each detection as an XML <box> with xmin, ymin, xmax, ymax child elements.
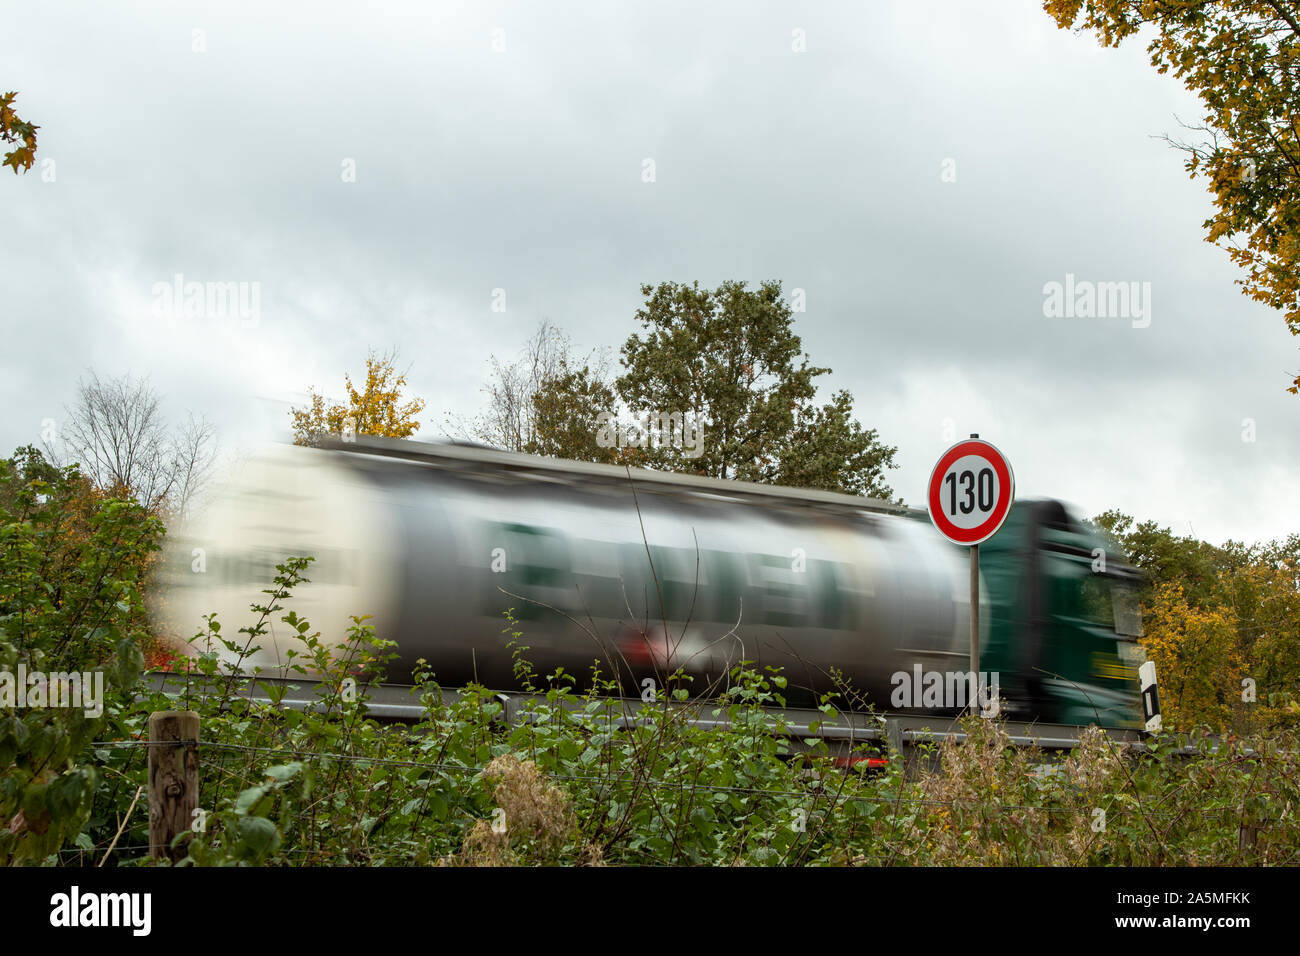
<box><xmin>526</xmin><ymin>360</ymin><xmax>621</xmax><ymax>462</ymax></box>
<box><xmin>769</xmin><ymin>388</ymin><xmax>898</xmax><ymax>499</ymax></box>
<box><xmin>1092</xmin><ymin>509</ymin><xmax>1227</xmax><ymax>607</ymax></box>
<box><xmin>612</xmin><ymin>280</ymin><xmax>898</xmax><ymax>497</ymax></box>
<box><xmin>1045</xmin><ymin>1</ymin><xmax>1300</xmax><ymax>392</ymax></box>
<box><xmin>0</xmin><ymin>446</ymin><xmax>161</xmax><ymax>864</ymax></box>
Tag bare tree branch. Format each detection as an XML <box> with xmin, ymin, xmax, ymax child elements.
<box><xmin>448</xmin><ymin>320</ymin><xmax>612</xmax><ymax>452</ymax></box>
<box><xmin>48</xmin><ymin>369</ymin><xmax>218</xmax><ymax>520</ymax></box>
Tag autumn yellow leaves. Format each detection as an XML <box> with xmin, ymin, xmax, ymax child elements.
<box><xmin>289</xmin><ymin>349</ymin><xmax>426</xmax><ymax>447</ymax></box>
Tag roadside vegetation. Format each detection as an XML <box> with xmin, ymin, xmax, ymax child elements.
<box><xmin>3</xmin><ymin>447</ymin><xmax>1298</xmax><ymax>867</ymax></box>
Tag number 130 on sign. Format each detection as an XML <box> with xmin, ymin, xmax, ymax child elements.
<box><xmin>927</xmin><ymin>437</ymin><xmax>1014</xmax><ymax>546</ymax></box>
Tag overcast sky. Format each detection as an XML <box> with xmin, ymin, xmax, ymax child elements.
<box><xmin>5</xmin><ymin>0</ymin><xmax>1297</xmax><ymax>546</ymax></box>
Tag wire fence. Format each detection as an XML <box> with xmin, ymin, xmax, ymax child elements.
<box><xmin>86</xmin><ymin>736</ymin><xmax>1288</xmax><ymax>815</ymax></box>
<box><xmin>61</xmin><ymin>714</ymin><xmax>1300</xmax><ymax>872</ymax></box>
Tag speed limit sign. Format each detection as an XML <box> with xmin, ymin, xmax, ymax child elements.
<box><xmin>927</xmin><ymin>435</ymin><xmax>1014</xmax><ymax>546</ymax></box>
<box><xmin>928</xmin><ymin>434</ymin><xmax>1013</xmax><ymax>713</ymax></box>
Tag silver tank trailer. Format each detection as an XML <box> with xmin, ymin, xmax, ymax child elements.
<box><xmin>158</xmin><ymin>439</ymin><xmax>980</xmax><ymax>709</ymax></box>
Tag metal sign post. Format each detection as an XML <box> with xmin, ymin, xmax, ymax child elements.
<box><xmin>927</xmin><ymin>433</ymin><xmax>1014</xmax><ymax>717</ymax></box>
<box><xmin>970</xmin><ymin>542</ymin><xmax>979</xmax><ymax>692</ymax></box>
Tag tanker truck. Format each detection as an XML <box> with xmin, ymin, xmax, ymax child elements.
<box><xmin>156</xmin><ymin>436</ymin><xmax>1147</xmax><ymax>728</ymax></box>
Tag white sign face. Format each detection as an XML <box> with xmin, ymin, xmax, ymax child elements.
<box><xmin>937</xmin><ymin>454</ymin><xmax>1003</xmax><ymax>530</ymax></box>
<box><xmin>927</xmin><ymin>439</ymin><xmax>1014</xmax><ymax>546</ymax></box>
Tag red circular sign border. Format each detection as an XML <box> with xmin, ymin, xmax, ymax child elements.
<box><xmin>927</xmin><ymin>439</ymin><xmax>1014</xmax><ymax>545</ymax></box>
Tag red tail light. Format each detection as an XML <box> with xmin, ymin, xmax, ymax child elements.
<box><xmin>833</xmin><ymin>755</ymin><xmax>889</xmax><ymax>769</ymax></box>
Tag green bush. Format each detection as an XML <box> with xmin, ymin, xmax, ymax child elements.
<box><xmin>0</xmin><ymin>448</ymin><xmax>161</xmax><ymax>865</ymax></box>
<box><xmin>6</xmin><ymin>443</ymin><xmax>1298</xmax><ymax>867</ymax></box>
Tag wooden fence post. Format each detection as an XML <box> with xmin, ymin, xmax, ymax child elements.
<box><xmin>148</xmin><ymin>710</ymin><xmax>200</xmax><ymax>862</ymax></box>
<box><xmin>1238</xmin><ymin>820</ymin><xmax>1260</xmax><ymax>854</ymax></box>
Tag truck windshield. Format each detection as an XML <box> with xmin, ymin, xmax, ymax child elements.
<box><xmin>1080</xmin><ymin>575</ymin><xmax>1144</xmax><ymax>638</ymax></box>
<box><xmin>1111</xmin><ymin>581</ymin><xmax>1143</xmax><ymax>638</ymax></box>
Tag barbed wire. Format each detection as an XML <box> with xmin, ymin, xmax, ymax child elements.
<box><xmin>85</xmin><ymin>737</ymin><xmax>1292</xmax><ymax>814</ymax></box>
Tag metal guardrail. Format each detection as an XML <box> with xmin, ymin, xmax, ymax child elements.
<box><xmin>142</xmin><ymin>671</ymin><xmax>1162</xmax><ymax>755</ymax></box>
